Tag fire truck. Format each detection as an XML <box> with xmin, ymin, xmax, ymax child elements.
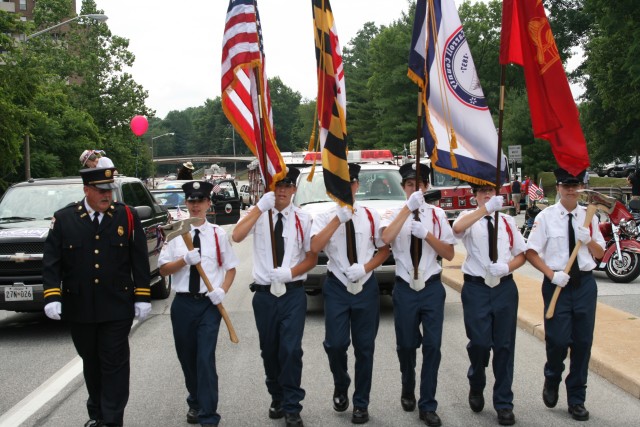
<box><xmin>408</xmin><ymin>139</ymin><xmax>515</xmax><ymax>222</ymax></box>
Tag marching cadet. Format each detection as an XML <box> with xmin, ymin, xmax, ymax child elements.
<box><xmin>158</xmin><ymin>181</ymin><xmax>239</xmax><ymax>427</ymax></box>
<box><xmin>380</xmin><ymin>162</ymin><xmax>456</xmax><ymax>427</ymax></box>
<box><xmin>452</xmin><ymin>182</ymin><xmax>526</xmax><ymax>426</ymax></box>
<box><xmin>526</xmin><ymin>168</ymin><xmax>605</xmax><ymax>422</ymax></box>
<box><xmin>310</xmin><ymin>163</ymin><xmax>390</xmax><ymax>425</ymax></box>
<box><xmin>42</xmin><ymin>167</ymin><xmax>151</xmax><ymax>427</ymax></box>
<box><xmin>232</xmin><ymin>167</ymin><xmax>316</xmax><ymax>427</ymax></box>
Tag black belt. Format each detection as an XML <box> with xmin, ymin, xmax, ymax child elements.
<box><xmin>250</xmin><ymin>281</ymin><xmax>303</xmax><ymax>292</ymax></box>
<box><xmin>464</xmin><ymin>274</ymin><xmax>513</xmax><ymax>285</ymax></box>
<box><xmin>396</xmin><ymin>273</ymin><xmax>441</xmax><ymax>285</ymax></box>
<box><xmin>175</xmin><ymin>292</ymin><xmax>208</xmax><ymax>299</ymax></box>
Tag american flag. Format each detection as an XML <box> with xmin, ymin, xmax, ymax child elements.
<box><xmin>221</xmin><ymin>0</ymin><xmax>285</xmax><ymax>190</ymax></box>
<box><xmin>212</xmin><ymin>183</ymin><xmax>222</xmax><ymax>194</ymax></box>
<box><xmin>528</xmin><ymin>182</ymin><xmax>544</xmax><ymax>201</ymax></box>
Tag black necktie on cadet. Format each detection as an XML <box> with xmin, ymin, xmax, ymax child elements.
<box><xmin>274</xmin><ymin>212</ymin><xmax>284</xmax><ymax>267</ymax></box>
<box><xmin>345</xmin><ymin>219</ymin><xmax>358</xmax><ymax>265</ymax></box>
<box><xmin>568</xmin><ymin>213</ymin><xmax>581</xmax><ymax>285</ymax></box>
<box><xmin>410</xmin><ymin>211</ymin><xmax>423</xmax><ymax>270</ymax></box>
<box><xmin>486</xmin><ymin>216</ymin><xmax>496</xmax><ymax>262</ymax></box>
<box><xmin>189</xmin><ymin>229</ymin><xmax>201</xmax><ymax>294</ymax></box>
<box><xmin>93</xmin><ymin>212</ymin><xmax>100</xmax><ymax>229</ymax></box>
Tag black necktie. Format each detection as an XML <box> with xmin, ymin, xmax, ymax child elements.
<box><xmin>410</xmin><ymin>211</ymin><xmax>422</xmax><ymax>272</ymax></box>
<box><xmin>345</xmin><ymin>219</ymin><xmax>358</xmax><ymax>265</ymax></box>
<box><xmin>189</xmin><ymin>229</ymin><xmax>201</xmax><ymax>294</ymax></box>
<box><xmin>274</xmin><ymin>213</ymin><xmax>284</xmax><ymax>267</ymax></box>
<box><xmin>93</xmin><ymin>212</ymin><xmax>100</xmax><ymax>229</ymax></box>
<box><xmin>568</xmin><ymin>213</ymin><xmax>581</xmax><ymax>284</ymax></box>
<box><xmin>486</xmin><ymin>216</ymin><xmax>496</xmax><ymax>262</ymax></box>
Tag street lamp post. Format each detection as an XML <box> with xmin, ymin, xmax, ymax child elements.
<box><xmin>151</xmin><ymin>132</ymin><xmax>175</xmax><ymax>187</ymax></box>
<box><xmin>225</xmin><ymin>127</ymin><xmax>236</xmax><ymax>177</ymax></box>
<box><xmin>21</xmin><ymin>13</ymin><xmax>108</xmax><ymax>180</ymax></box>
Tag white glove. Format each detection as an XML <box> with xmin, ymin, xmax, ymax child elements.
<box><xmin>134</xmin><ymin>302</ymin><xmax>152</xmax><ymax>321</ymax></box>
<box><xmin>345</xmin><ymin>263</ymin><xmax>366</xmax><ymax>282</ymax></box>
<box><xmin>576</xmin><ymin>226</ymin><xmax>591</xmax><ymax>245</ymax></box>
<box><xmin>44</xmin><ymin>301</ymin><xmax>62</xmax><ymax>320</ymax></box>
<box><xmin>488</xmin><ymin>262</ymin><xmax>509</xmax><ymax>277</ymax></box>
<box><xmin>485</xmin><ymin>195</ymin><xmax>504</xmax><ymax>214</ymax></box>
<box><xmin>257</xmin><ymin>192</ymin><xmax>276</xmax><ymax>212</ymax></box>
<box><xmin>551</xmin><ymin>271</ymin><xmax>570</xmax><ymax>287</ymax></box>
<box><xmin>183</xmin><ymin>249</ymin><xmax>201</xmax><ymax>266</ymax></box>
<box><xmin>270</xmin><ymin>267</ymin><xmax>292</xmax><ymax>283</ymax></box>
<box><xmin>410</xmin><ymin>220</ymin><xmax>428</xmax><ymax>240</ymax></box>
<box><xmin>406</xmin><ymin>191</ymin><xmax>424</xmax><ymax>211</ymax></box>
<box><xmin>337</xmin><ymin>206</ymin><xmax>353</xmax><ymax>223</ymax></box>
<box><xmin>207</xmin><ymin>287</ymin><xmax>226</xmax><ymax>305</ymax></box>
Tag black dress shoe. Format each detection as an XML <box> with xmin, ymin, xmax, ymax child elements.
<box><xmin>333</xmin><ymin>390</ymin><xmax>349</xmax><ymax>412</ymax></box>
<box><xmin>285</xmin><ymin>412</ymin><xmax>304</xmax><ymax>427</ymax></box>
<box><xmin>419</xmin><ymin>411</ymin><xmax>442</xmax><ymax>427</ymax></box>
<box><xmin>187</xmin><ymin>407</ymin><xmax>198</xmax><ymax>424</ymax></box>
<box><xmin>542</xmin><ymin>379</ymin><xmax>559</xmax><ymax>408</ymax></box>
<box><xmin>200</xmin><ymin>424</ymin><xmax>218</xmax><ymax>427</ymax></box>
<box><xmin>269</xmin><ymin>400</ymin><xmax>284</xmax><ymax>419</ymax></box>
<box><xmin>401</xmin><ymin>392</ymin><xmax>416</xmax><ymax>412</ymax></box>
<box><xmin>468</xmin><ymin>389</ymin><xmax>484</xmax><ymax>413</ymax></box>
<box><xmin>497</xmin><ymin>408</ymin><xmax>515</xmax><ymax>426</ymax></box>
<box><xmin>352</xmin><ymin>407</ymin><xmax>369</xmax><ymax>424</ymax></box>
<box><xmin>568</xmin><ymin>404</ymin><xmax>589</xmax><ymax>421</ymax></box>
<box><xmin>84</xmin><ymin>420</ymin><xmax>102</xmax><ymax>427</ymax></box>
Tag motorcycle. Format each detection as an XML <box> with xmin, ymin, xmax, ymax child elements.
<box><xmin>595</xmin><ymin>199</ymin><xmax>640</xmax><ymax>283</ymax></box>
<box><xmin>520</xmin><ymin>201</ymin><xmax>542</xmax><ymax>240</ymax></box>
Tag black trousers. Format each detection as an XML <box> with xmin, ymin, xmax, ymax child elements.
<box><xmin>70</xmin><ymin>318</ymin><xmax>133</xmax><ymax>426</ymax></box>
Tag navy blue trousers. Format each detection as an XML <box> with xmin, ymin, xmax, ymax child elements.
<box><xmin>542</xmin><ymin>273</ymin><xmax>597</xmax><ymax>405</ymax></box>
<box><xmin>171</xmin><ymin>295</ymin><xmax>222</xmax><ymax>425</ymax></box>
<box><xmin>392</xmin><ymin>276</ymin><xmax>445</xmax><ymax>412</ymax></box>
<box><xmin>252</xmin><ymin>286</ymin><xmax>307</xmax><ymax>414</ymax></box>
<box><xmin>461</xmin><ymin>276</ymin><xmax>518</xmax><ymax>410</ymax></box>
<box><xmin>70</xmin><ymin>318</ymin><xmax>133</xmax><ymax>426</ymax></box>
<box><xmin>323</xmin><ymin>273</ymin><xmax>380</xmax><ymax>409</ymax></box>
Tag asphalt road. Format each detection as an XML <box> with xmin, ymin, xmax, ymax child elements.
<box><xmin>1</xmin><ymin>220</ymin><xmax>640</xmax><ymax>427</ymax></box>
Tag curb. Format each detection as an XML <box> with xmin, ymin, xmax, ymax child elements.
<box><xmin>440</xmin><ymin>252</ymin><xmax>640</xmax><ymax>399</ymax></box>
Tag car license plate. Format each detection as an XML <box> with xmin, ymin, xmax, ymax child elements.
<box><xmin>4</xmin><ymin>286</ymin><xmax>34</xmax><ymax>301</ymax></box>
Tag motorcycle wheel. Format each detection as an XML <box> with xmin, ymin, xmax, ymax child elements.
<box><xmin>605</xmin><ymin>250</ymin><xmax>640</xmax><ymax>283</ymax></box>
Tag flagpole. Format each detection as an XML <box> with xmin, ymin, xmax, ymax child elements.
<box><xmin>412</xmin><ymin>91</ymin><xmax>424</xmax><ymax>279</ymax></box>
<box><xmin>492</xmin><ymin>64</ymin><xmax>508</xmax><ymax>263</ymax></box>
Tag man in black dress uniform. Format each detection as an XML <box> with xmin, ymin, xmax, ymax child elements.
<box><xmin>42</xmin><ymin>167</ymin><xmax>152</xmax><ymax>427</ymax></box>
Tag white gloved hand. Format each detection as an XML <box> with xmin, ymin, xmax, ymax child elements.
<box><xmin>337</xmin><ymin>206</ymin><xmax>353</xmax><ymax>223</ymax></box>
<box><xmin>410</xmin><ymin>220</ymin><xmax>428</xmax><ymax>240</ymax></box>
<box><xmin>576</xmin><ymin>226</ymin><xmax>591</xmax><ymax>245</ymax></box>
<box><xmin>406</xmin><ymin>191</ymin><xmax>424</xmax><ymax>211</ymax></box>
<box><xmin>270</xmin><ymin>267</ymin><xmax>292</xmax><ymax>284</ymax></box>
<box><xmin>488</xmin><ymin>262</ymin><xmax>510</xmax><ymax>277</ymax></box>
<box><xmin>345</xmin><ymin>263</ymin><xmax>367</xmax><ymax>282</ymax></box>
<box><xmin>551</xmin><ymin>271</ymin><xmax>570</xmax><ymax>287</ymax></box>
<box><xmin>257</xmin><ymin>192</ymin><xmax>276</xmax><ymax>212</ymax></box>
<box><xmin>183</xmin><ymin>249</ymin><xmax>201</xmax><ymax>266</ymax></box>
<box><xmin>485</xmin><ymin>195</ymin><xmax>505</xmax><ymax>214</ymax></box>
<box><xmin>44</xmin><ymin>301</ymin><xmax>62</xmax><ymax>320</ymax></box>
<box><xmin>207</xmin><ymin>287</ymin><xmax>226</xmax><ymax>305</ymax></box>
<box><xmin>134</xmin><ymin>302</ymin><xmax>152</xmax><ymax>321</ymax></box>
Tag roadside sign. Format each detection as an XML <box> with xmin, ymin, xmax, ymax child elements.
<box><xmin>508</xmin><ymin>145</ymin><xmax>522</xmax><ymax>162</ymax></box>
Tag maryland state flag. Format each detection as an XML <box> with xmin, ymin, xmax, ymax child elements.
<box><xmin>311</xmin><ymin>0</ymin><xmax>352</xmax><ymax>207</ymax></box>
<box><xmin>500</xmin><ymin>0</ymin><xmax>590</xmax><ymax>176</ymax></box>
<box><xmin>221</xmin><ymin>0</ymin><xmax>286</xmax><ymax>190</ymax></box>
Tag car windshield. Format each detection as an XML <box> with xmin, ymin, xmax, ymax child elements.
<box><xmin>432</xmin><ymin>170</ymin><xmax>464</xmax><ymax>187</ymax></box>
<box><xmin>295</xmin><ymin>168</ymin><xmax>405</xmax><ymax>206</ymax></box>
<box><xmin>153</xmin><ymin>191</ymin><xmax>186</xmax><ymax>208</ymax></box>
<box><xmin>0</xmin><ymin>184</ymin><xmax>85</xmax><ymax>221</ymax></box>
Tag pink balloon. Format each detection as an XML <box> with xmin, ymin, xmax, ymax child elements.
<box><xmin>130</xmin><ymin>115</ymin><xmax>149</xmax><ymax>136</ymax></box>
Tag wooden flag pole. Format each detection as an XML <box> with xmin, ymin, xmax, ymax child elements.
<box><xmin>413</xmin><ymin>90</ymin><xmax>423</xmax><ymax>279</ymax></box>
<box><xmin>491</xmin><ymin>64</ymin><xmax>508</xmax><ymax>262</ymax></box>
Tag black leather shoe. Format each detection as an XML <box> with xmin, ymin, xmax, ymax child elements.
<box><xmin>401</xmin><ymin>392</ymin><xmax>416</xmax><ymax>412</ymax></box>
<box><xmin>542</xmin><ymin>380</ymin><xmax>559</xmax><ymax>408</ymax></box>
<box><xmin>84</xmin><ymin>420</ymin><xmax>102</xmax><ymax>427</ymax></box>
<box><xmin>200</xmin><ymin>424</ymin><xmax>218</xmax><ymax>427</ymax></box>
<box><xmin>333</xmin><ymin>390</ymin><xmax>349</xmax><ymax>412</ymax></box>
<box><xmin>419</xmin><ymin>411</ymin><xmax>442</xmax><ymax>427</ymax></box>
<box><xmin>468</xmin><ymin>389</ymin><xmax>484</xmax><ymax>413</ymax></box>
<box><xmin>186</xmin><ymin>407</ymin><xmax>198</xmax><ymax>424</ymax></box>
<box><xmin>285</xmin><ymin>412</ymin><xmax>304</xmax><ymax>427</ymax></box>
<box><xmin>568</xmin><ymin>404</ymin><xmax>589</xmax><ymax>421</ymax></box>
<box><xmin>352</xmin><ymin>407</ymin><xmax>369</xmax><ymax>424</ymax></box>
<box><xmin>269</xmin><ymin>400</ymin><xmax>284</xmax><ymax>419</ymax></box>
<box><xmin>497</xmin><ymin>408</ymin><xmax>515</xmax><ymax>426</ymax></box>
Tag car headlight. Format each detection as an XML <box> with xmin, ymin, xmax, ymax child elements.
<box><xmin>621</xmin><ymin>219</ymin><xmax>638</xmax><ymax>236</ymax></box>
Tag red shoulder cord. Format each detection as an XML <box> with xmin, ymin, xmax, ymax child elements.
<box><xmin>294</xmin><ymin>212</ymin><xmax>303</xmax><ymax>242</ymax></box>
<box><xmin>363</xmin><ymin>207</ymin><xmax>376</xmax><ymax>248</ymax></box>
<box><xmin>213</xmin><ymin>227</ymin><xmax>222</xmax><ymax>267</ymax></box>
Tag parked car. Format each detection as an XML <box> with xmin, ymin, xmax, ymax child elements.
<box><xmin>151</xmin><ymin>188</ymin><xmax>190</xmax><ymax>221</ymax></box>
<box><xmin>238</xmin><ymin>184</ymin><xmax>251</xmax><ymax>209</ymax></box>
<box><xmin>0</xmin><ymin>176</ymin><xmax>172</xmax><ymax>312</ymax></box>
<box><xmin>610</xmin><ymin>161</ymin><xmax>638</xmax><ymax>178</ymax></box>
<box><xmin>596</xmin><ymin>162</ymin><xmax>616</xmax><ymax>177</ymax></box>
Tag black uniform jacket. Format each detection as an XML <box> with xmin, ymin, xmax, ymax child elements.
<box><xmin>42</xmin><ymin>200</ymin><xmax>151</xmax><ymax>323</ymax></box>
